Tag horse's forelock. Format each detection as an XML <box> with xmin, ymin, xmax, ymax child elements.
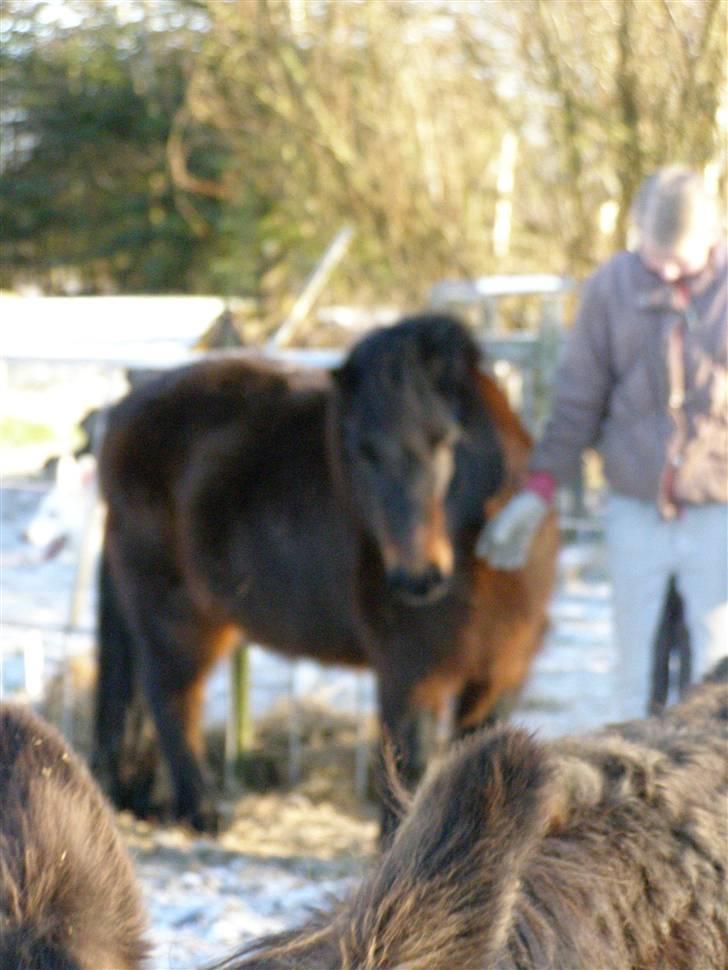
<box><xmin>414</xmin><ymin>314</ymin><xmax>481</xmax><ymax>374</ymax></box>
<box><xmin>339</xmin><ymin>313</ymin><xmax>476</xmax><ymax>380</ymax></box>
<box><xmin>334</xmin><ymin>314</ymin><xmax>479</xmax><ymax>437</ymax></box>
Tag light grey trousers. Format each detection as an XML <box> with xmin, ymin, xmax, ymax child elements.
<box><xmin>605</xmin><ymin>494</ymin><xmax>728</xmax><ymax>720</ymax></box>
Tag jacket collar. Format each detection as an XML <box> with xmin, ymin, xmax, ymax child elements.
<box><xmin>633</xmin><ymin>242</ymin><xmax>726</xmax><ymax>311</ymax></box>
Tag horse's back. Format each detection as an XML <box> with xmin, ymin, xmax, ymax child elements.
<box><xmin>100</xmin><ymin>356</ymin><xmax>328</xmax><ymax>504</ymax></box>
<box><xmin>181</xmin><ymin>388</ymin><xmax>362</xmax><ymax>660</ymax></box>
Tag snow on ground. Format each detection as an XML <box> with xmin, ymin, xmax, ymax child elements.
<box><xmin>1</xmin><ymin>475</ymin><xmax>619</xmax><ymax>967</ymax></box>
<box><xmin>129</xmin><ymin>815</ymin><xmax>369</xmax><ymax>968</ymax></box>
<box><xmin>1</xmin><ymin>362</ymin><xmax>621</xmax><ymax>967</ymax></box>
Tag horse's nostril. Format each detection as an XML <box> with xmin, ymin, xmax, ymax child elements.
<box><xmin>388</xmin><ymin>565</ymin><xmax>449</xmax><ymax>604</ymax></box>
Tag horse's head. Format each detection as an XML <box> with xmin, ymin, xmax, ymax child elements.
<box><xmin>23</xmin><ymin>453</ymin><xmax>97</xmax><ymax>559</ymax></box>
<box><xmin>332</xmin><ymin>314</ymin><xmax>504</xmax><ymax>605</ymax></box>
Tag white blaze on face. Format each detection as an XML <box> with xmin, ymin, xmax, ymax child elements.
<box><xmin>432</xmin><ymin>440</ymin><xmax>456</xmax><ymax>500</ymax></box>
<box><xmin>409</xmin><ymin>438</ymin><xmax>458</xmax><ymax>579</ymax></box>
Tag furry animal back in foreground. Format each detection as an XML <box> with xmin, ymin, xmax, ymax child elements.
<box><xmin>213</xmin><ymin>660</ymin><xmax>728</xmax><ymax>970</ymax></box>
<box><xmin>0</xmin><ymin>704</ymin><xmax>149</xmax><ymax>970</ymax></box>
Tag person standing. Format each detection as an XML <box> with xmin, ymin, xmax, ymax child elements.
<box><xmin>479</xmin><ymin>167</ymin><xmax>727</xmax><ymax>718</ymax></box>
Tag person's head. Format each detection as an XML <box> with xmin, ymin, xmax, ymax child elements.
<box><xmin>632</xmin><ymin>166</ymin><xmax>719</xmax><ymax>282</ymax></box>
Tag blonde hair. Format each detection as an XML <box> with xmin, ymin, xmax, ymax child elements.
<box><xmin>631</xmin><ymin>166</ymin><xmax>717</xmax><ymax>249</ymax></box>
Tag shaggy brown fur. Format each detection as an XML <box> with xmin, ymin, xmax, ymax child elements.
<box><xmin>96</xmin><ymin>314</ymin><xmax>557</xmax><ymax>838</ymax></box>
<box><xmin>0</xmin><ymin>704</ymin><xmax>149</xmax><ymax>970</ymax></box>
<box><xmin>213</xmin><ymin>661</ymin><xmax>728</xmax><ymax>970</ymax></box>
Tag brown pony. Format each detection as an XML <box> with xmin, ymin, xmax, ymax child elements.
<box><xmin>211</xmin><ymin>660</ymin><xmax>728</xmax><ymax>970</ymax></box>
<box><xmin>0</xmin><ymin>704</ymin><xmax>148</xmax><ymax>970</ymax></box>
<box><xmin>94</xmin><ymin>313</ymin><xmax>556</xmax><ymax>837</ymax></box>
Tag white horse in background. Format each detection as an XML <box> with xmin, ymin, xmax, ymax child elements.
<box><xmin>24</xmin><ymin>453</ymin><xmax>98</xmax><ymax>560</ymax></box>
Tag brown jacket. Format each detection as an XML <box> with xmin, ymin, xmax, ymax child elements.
<box><xmin>531</xmin><ymin>245</ymin><xmax>727</xmax><ymax>513</ymax></box>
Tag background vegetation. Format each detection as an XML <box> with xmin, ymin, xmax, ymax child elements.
<box><xmin>1</xmin><ymin>0</ymin><xmax>725</xmax><ymax>319</ymax></box>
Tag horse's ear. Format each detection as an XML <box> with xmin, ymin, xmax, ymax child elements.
<box><xmin>423</xmin><ymin>333</ymin><xmax>480</xmax><ymax>399</ymax></box>
<box><xmin>419</xmin><ymin>317</ymin><xmax>481</xmax><ymax>378</ymax></box>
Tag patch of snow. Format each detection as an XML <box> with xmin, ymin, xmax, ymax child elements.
<box><xmin>2</xmin><ymin>469</ymin><xmax>622</xmax><ymax>961</ymax></box>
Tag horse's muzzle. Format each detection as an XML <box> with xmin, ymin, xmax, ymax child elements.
<box><xmin>387</xmin><ymin>564</ymin><xmax>451</xmax><ymax>605</ymax></box>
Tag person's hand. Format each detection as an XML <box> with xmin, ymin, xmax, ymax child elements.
<box><xmin>476</xmin><ymin>490</ymin><xmax>550</xmax><ymax>570</ymax></box>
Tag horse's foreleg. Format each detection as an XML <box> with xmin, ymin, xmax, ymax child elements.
<box><xmin>455</xmin><ymin>679</ymin><xmax>496</xmax><ymax>734</ymax></box>
<box><xmin>454</xmin><ymin>677</ymin><xmax>525</xmax><ymax>737</ymax></box>
<box><xmin>377</xmin><ymin>677</ymin><xmax>422</xmax><ymax>844</ymax></box>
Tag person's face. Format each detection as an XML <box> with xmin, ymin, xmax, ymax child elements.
<box><xmin>639</xmin><ymin>233</ymin><xmax>714</xmax><ymax>283</ymax></box>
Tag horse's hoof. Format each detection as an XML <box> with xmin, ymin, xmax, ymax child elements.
<box><xmin>187</xmin><ymin>802</ymin><xmax>221</xmax><ymax>835</ymax></box>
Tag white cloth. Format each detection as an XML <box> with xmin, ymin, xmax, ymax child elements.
<box><xmin>476</xmin><ymin>491</ymin><xmax>550</xmax><ymax>569</ymax></box>
<box><xmin>605</xmin><ymin>494</ymin><xmax>728</xmax><ymax>719</ymax></box>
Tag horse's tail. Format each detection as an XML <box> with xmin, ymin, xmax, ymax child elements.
<box><xmin>650</xmin><ymin>576</ymin><xmax>691</xmax><ymax>714</ymax></box>
<box><xmin>92</xmin><ymin>541</ymin><xmax>137</xmax><ymax>797</ymax></box>
<box><xmin>213</xmin><ymin>728</ymin><xmax>551</xmax><ymax>970</ymax></box>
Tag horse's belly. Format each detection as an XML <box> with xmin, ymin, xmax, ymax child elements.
<box><xmin>222</xmin><ymin>526</ymin><xmax>365</xmax><ymax>667</ymax></box>
<box><xmin>236</xmin><ymin>592</ymin><xmax>366</xmax><ymax>667</ymax></box>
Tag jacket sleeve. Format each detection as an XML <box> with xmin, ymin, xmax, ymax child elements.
<box><xmin>530</xmin><ymin>268</ymin><xmax>613</xmax><ymax>486</ymax></box>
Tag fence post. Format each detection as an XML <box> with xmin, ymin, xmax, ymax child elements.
<box><xmin>534</xmin><ymin>293</ymin><xmax>563</xmax><ymax>432</ymax></box>
<box><xmin>226</xmin><ymin>643</ymin><xmax>253</xmax><ymax>786</ymax></box>
<box><xmin>267</xmin><ymin>226</ymin><xmax>355</xmax><ymax>348</ymax></box>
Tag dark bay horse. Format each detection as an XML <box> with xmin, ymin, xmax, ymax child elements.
<box><xmin>94</xmin><ymin>313</ymin><xmax>554</xmax><ymax>838</ymax></box>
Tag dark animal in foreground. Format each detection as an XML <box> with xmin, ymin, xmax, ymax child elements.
<box><xmin>0</xmin><ymin>704</ymin><xmax>148</xmax><ymax>970</ymax></box>
<box><xmin>95</xmin><ymin>313</ymin><xmax>557</xmax><ymax>837</ymax></box>
<box><xmin>650</xmin><ymin>575</ymin><xmax>691</xmax><ymax>714</ymax></box>
<box><xmin>213</xmin><ymin>660</ymin><xmax>728</xmax><ymax>970</ymax></box>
